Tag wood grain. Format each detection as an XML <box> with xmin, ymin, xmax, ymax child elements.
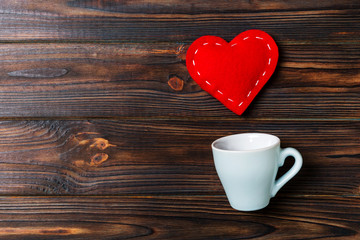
<box><xmin>0</xmin><ymin>195</ymin><xmax>357</xmax><ymax>239</ymax></box>
<box><xmin>0</xmin><ymin>1</ymin><xmax>358</xmax><ymax>238</ymax></box>
<box><xmin>0</xmin><ymin>43</ymin><xmax>358</xmax><ymax>118</ymax></box>
<box><xmin>2</xmin><ymin>0</ymin><xmax>360</xmax><ymax>16</ymax></box>
<box><xmin>66</xmin><ymin>0</ymin><xmax>360</xmax><ymax>14</ymax></box>
<box><xmin>0</xmin><ymin>120</ymin><xmax>358</xmax><ymax>196</ymax></box>
<box><xmin>0</xmin><ymin>1</ymin><xmax>358</xmax><ymax>42</ymax></box>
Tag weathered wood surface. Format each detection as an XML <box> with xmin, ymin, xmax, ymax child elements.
<box><xmin>0</xmin><ymin>120</ymin><xmax>358</xmax><ymax>196</ymax></box>
<box><xmin>0</xmin><ymin>43</ymin><xmax>358</xmax><ymax>118</ymax></box>
<box><xmin>0</xmin><ymin>1</ymin><xmax>359</xmax><ymax>43</ymax></box>
<box><xmin>2</xmin><ymin>0</ymin><xmax>360</xmax><ymax>15</ymax></box>
<box><xmin>0</xmin><ymin>195</ymin><xmax>357</xmax><ymax>239</ymax></box>
<box><xmin>0</xmin><ymin>0</ymin><xmax>359</xmax><ymax>239</ymax></box>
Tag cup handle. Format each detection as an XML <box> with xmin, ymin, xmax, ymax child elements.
<box><xmin>271</xmin><ymin>147</ymin><xmax>303</xmax><ymax>197</ymax></box>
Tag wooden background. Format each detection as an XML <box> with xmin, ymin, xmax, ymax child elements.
<box><xmin>0</xmin><ymin>0</ymin><xmax>359</xmax><ymax>239</ymax></box>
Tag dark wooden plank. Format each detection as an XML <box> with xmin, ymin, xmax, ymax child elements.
<box><xmin>0</xmin><ymin>43</ymin><xmax>358</xmax><ymax>118</ymax></box>
<box><xmin>0</xmin><ymin>1</ymin><xmax>358</xmax><ymax>42</ymax></box>
<box><xmin>66</xmin><ymin>0</ymin><xmax>360</xmax><ymax>13</ymax></box>
<box><xmin>0</xmin><ymin>195</ymin><xmax>357</xmax><ymax>239</ymax></box>
<box><xmin>0</xmin><ymin>120</ymin><xmax>358</xmax><ymax>196</ymax></box>
<box><xmin>3</xmin><ymin>0</ymin><xmax>360</xmax><ymax>15</ymax></box>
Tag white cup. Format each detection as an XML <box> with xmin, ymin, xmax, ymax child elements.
<box><xmin>212</xmin><ymin>133</ymin><xmax>302</xmax><ymax>211</ymax></box>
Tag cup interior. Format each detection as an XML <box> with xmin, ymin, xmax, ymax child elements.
<box><xmin>212</xmin><ymin>133</ymin><xmax>279</xmax><ymax>152</ymax></box>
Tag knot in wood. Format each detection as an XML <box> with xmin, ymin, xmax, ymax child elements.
<box><xmin>90</xmin><ymin>138</ymin><xmax>116</xmax><ymax>150</ymax></box>
<box><xmin>168</xmin><ymin>75</ymin><xmax>184</xmax><ymax>91</ymax></box>
<box><xmin>90</xmin><ymin>153</ymin><xmax>109</xmax><ymax>166</ymax></box>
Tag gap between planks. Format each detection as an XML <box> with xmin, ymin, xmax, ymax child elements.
<box><xmin>0</xmin><ymin>40</ymin><xmax>358</xmax><ymax>45</ymax></box>
<box><xmin>0</xmin><ymin>116</ymin><xmax>358</xmax><ymax>121</ymax></box>
<box><xmin>0</xmin><ymin>194</ymin><xmax>358</xmax><ymax>198</ymax></box>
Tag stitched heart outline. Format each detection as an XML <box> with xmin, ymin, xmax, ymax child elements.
<box><xmin>186</xmin><ymin>30</ymin><xmax>278</xmax><ymax>115</ymax></box>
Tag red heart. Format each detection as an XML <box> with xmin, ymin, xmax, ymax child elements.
<box><xmin>186</xmin><ymin>30</ymin><xmax>278</xmax><ymax>115</ymax></box>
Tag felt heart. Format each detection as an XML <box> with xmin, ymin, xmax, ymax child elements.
<box><xmin>186</xmin><ymin>30</ymin><xmax>278</xmax><ymax>115</ymax></box>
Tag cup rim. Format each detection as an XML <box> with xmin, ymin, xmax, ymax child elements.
<box><xmin>211</xmin><ymin>132</ymin><xmax>280</xmax><ymax>153</ymax></box>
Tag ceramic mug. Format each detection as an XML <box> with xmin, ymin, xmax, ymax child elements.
<box><xmin>212</xmin><ymin>133</ymin><xmax>302</xmax><ymax>211</ymax></box>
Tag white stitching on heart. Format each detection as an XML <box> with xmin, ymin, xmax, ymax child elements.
<box><xmin>195</xmin><ymin>35</ymin><xmax>275</xmax><ymax>111</ymax></box>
